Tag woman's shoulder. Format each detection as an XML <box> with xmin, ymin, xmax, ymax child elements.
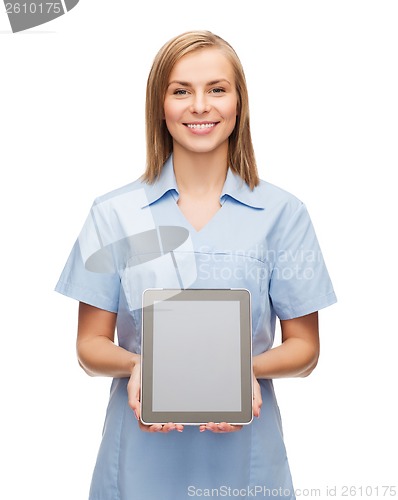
<box><xmin>91</xmin><ymin>175</ymin><xmax>147</xmax><ymax>207</ymax></box>
<box><xmin>254</xmin><ymin>178</ymin><xmax>305</xmax><ymax>213</ymax></box>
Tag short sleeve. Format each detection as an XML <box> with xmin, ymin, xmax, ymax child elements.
<box><xmin>55</xmin><ymin>206</ymin><xmax>121</xmax><ymax>313</ymax></box>
<box><xmin>269</xmin><ymin>203</ymin><xmax>337</xmax><ymax>320</ymax></box>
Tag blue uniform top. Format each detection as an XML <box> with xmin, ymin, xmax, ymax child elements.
<box><xmin>56</xmin><ymin>155</ymin><xmax>336</xmax><ymax>500</ymax></box>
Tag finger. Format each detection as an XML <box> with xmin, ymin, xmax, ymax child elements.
<box><xmin>253</xmin><ymin>399</ymin><xmax>262</xmax><ymax>418</ymax></box>
<box><xmin>127</xmin><ymin>381</ymin><xmax>141</xmax><ymax>419</ymax></box>
<box><xmin>252</xmin><ymin>380</ymin><xmax>263</xmax><ymax>418</ymax></box>
<box><xmin>252</xmin><ymin>392</ymin><xmax>262</xmax><ymax>417</ymax></box>
<box><xmin>205</xmin><ymin>422</ymin><xmax>242</xmax><ymax>433</ymax></box>
<box><xmin>138</xmin><ymin>421</ymin><xmax>153</xmax><ymax>432</ymax></box>
<box><xmin>138</xmin><ymin>420</ymin><xmax>184</xmax><ymax>433</ymax></box>
<box><xmin>217</xmin><ymin>423</ymin><xmax>242</xmax><ymax>433</ymax></box>
<box><xmin>205</xmin><ymin>422</ymin><xmax>217</xmax><ymax>432</ymax></box>
<box><xmin>149</xmin><ymin>424</ymin><xmax>163</xmax><ymax>433</ymax></box>
<box><xmin>127</xmin><ymin>392</ymin><xmax>141</xmax><ymax>419</ymax></box>
<box><xmin>163</xmin><ymin>423</ymin><xmax>184</xmax><ymax>432</ymax></box>
<box><xmin>161</xmin><ymin>423</ymin><xmax>176</xmax><ymax>433</ymax></box>
<box><xmin>128</xmin><ymin>397</ymin><xmax>140</xmax><ymax>417</ymax></box>
<box><xmin>254</xmin><ymin>383</ymin><xmax>263</xmax><ymax>406</ymax></box>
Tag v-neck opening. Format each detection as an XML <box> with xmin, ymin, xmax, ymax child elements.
<box><xmin>171</xmin><ymin>192</ymin><xmax>226</xmax><ymax>234</ymax></box>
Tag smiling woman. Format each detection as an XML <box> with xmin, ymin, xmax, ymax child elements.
<box><xmin>55</xmin><ymin>30</ymin><xmax>337</xmax><ymax>500</ymax></box>
<box><xmin>144</xmin><ymin>30</ymin><xmax>258</xmax><ymax>189</ymax></box>
<box><xmin>163</xmin><ymin>49</ymin><xmax>238</xmax><ymax>158</ymax></box>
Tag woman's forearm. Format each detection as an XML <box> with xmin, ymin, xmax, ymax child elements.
<box><xmin>77</xmin><ymin>336</ymin><xmax>140</xmax><ymax>378</ymax></box>
<box><xmin>253</xmin><ymin>337</ymin><xmax>319</xmax><ymax>379</ymax></box>
<box><xmin>77</xmin><ymin>302</ymin><xmax>139</xmax><ymax>378</ymax></box>
<box><xmin>253</xmin><ymin>312</ymin><xmax>319</xmax><ymax>378</ymax></box>
<box><xmin>253</xmin><ymin>312</ymin><xmax>320</xmax><ymax>379</ymax></box>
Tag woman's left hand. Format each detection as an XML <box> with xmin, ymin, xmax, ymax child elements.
<box><xmin>199</xmin><ymin>372</ymin><xmax>262</xmax><ymax>433</ymax></box>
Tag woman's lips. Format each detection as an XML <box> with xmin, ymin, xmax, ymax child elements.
<box><xmin>184</xmin><ymin>122</ymin><xmax>219</xmax><ymax>134</ymax></box>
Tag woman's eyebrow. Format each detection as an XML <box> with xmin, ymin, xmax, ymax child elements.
<box><xmin>208</xmin><ymin>79</ymin><xmax>231</xmax><ymax>86</ymax></box>
<box><xmin>168</xmin><ymin>80</ymin><xmax>190</xmax><ymax>87</ymax></box>
<box><xmin>167</xmin><ymin>79</ymin><xmax>231</xmax><ymax>87</ymax></box>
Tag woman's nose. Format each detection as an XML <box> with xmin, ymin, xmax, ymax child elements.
<box><xmin>190</xmin><ymin>93</ymin><xmax>210</xmax><ymax>114</ymax></box>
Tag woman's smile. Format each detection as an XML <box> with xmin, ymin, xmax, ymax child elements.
<box><xmin>184</xmin><ymin>121</ymin><xmax>219</xmax><ymax>134</ymax></box>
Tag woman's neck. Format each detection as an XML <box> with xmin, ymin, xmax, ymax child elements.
<box><xmin>172</xmin><ymin>146</ymin><xmax>228</xmax><ymax>197</ymax></box>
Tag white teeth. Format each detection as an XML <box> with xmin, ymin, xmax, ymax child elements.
<box><xmin>187</xmin><ymin>123</ymin><xmax>215</xmax><ymax>129</ymax></box>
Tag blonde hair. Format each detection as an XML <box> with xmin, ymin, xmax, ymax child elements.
<box><xmin>143</xmin><ymin>30</ymin><xmax>259</xmax><ymax>189</ymax></box>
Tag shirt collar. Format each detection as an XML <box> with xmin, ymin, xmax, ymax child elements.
<box><xmin>141</xmin><ymin>155</ymin><xmax>178</xmax><ymax>207</ymax></box>
<box><xmin>221</xmin><ymin>167</ymin><xmax>265</xmax><ymax>209</ymax></box>
<box><xmin>141</xmin><ymin>154</ymin><xmax>265</xmax><ymax>209</ymax></box>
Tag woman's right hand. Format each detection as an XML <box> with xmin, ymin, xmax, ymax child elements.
<box><xmin>127</xmin><ymin>361</ymin><xmax>184</xmax><ymax>433</ymax></box>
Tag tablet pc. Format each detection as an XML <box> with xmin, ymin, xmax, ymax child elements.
<box><xmin>140</xmin><ymin>288</ymin><xmax>253</xmax><ymax>425</ymax></box>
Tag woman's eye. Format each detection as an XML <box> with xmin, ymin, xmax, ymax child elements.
<box><xmin>211</xmin><ymin>88</ymin><xmax>225</xmax><ymax>94</ymax></box>
<box><xmin>174</xmin><ymin>89</ymin><xmax>188</xmax><ymax>95</ymax></box>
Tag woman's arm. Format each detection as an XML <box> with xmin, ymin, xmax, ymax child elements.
<box><xmin>253</xmin><ymin>311</ymin><xmax>320</xmax><ymax>379</ymax></box>
<box><xmin>76</xmin><ymin>302</ymin><xmax>140</xmax><ymax>378</ymax></box>
<box><xmin>76</xmin><ymin>302</ymin><xmax>180</xmax><ymax>432</ymax></box>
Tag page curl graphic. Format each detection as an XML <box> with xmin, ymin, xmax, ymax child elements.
<box><xmin>77</xmin><ymin>188</ymin><xmax>198</xmax><ymax>312</ymax></box>
<box><xmin>4</xmin><ymin>0</ymin><xmax>79</xmax><ymax>33</ymax></box>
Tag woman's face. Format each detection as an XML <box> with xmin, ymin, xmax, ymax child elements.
<box><xmin>163</xmin><ymin>48</ymin><xmax>238</xmax><ymax>157</ymax></box>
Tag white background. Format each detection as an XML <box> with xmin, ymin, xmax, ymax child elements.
<box><xmin>1</xmin><ymin>1</ymin><xmax>397</xmax><ymax>498</ymax></box>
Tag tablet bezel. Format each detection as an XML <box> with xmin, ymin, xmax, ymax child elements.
<box><xmin>140</xmin><ymin>288</ymin><xmax>253</xmax><ymax>425</ymax></box>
